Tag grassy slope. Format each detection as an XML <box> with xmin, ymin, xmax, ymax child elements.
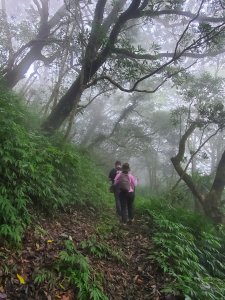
<box><xmin>136</xmin><ymin>196</ymin><xmax>225</xmax><ymax>299</ymax></box>
<box><xmin>0</xmin><ymin>85</ymin><xmax>112</xmax><ymax>245</ymax></box>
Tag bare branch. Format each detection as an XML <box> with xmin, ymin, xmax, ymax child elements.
<box><xmin>77</xmin><ymin>88</ymin><xmax>114</xmax><ymax>112</ymax></box>
<box><xmin>88</xmin><ymin>96</ymin><xmax>139</xmax><ymax>149</ymax></box>
<box><xmin>173</xmin><ymin>127</ymin><xmax>221</xmax><ymax>189</ymax></box>
<box><xmin>98</xmin><ymin>0</ymin><xmax>142</xmax><ymax>63</ymax></box>
<box><xmin>48</xmin><ymin>3</ymin><xmax>69</xmax><ymax>28</ymax></box>
<box><xmin>113</xmin><ymin>47</ymin><xmax>225</xmax><ymax>60</ymax></box>
<box><xmin>101</xmin><ymin>0</ymin><xmax>127</xmax><ymax>33</ymax></box>
<box><xmin>33</xmin><ymin>0</ymin><xmax>42</xmax><ymax>15</ymax></box>
<box><xmin>139</xmin><ymin>9</ymin><xmax>225</xmax><ymax>23</ymax></box>
<box><xmin>93</xmin><ymin>0</ymin><xmax>107</xmax><ymax>25</ymax></box>
<box><xmin>219</xmin><ymin>0</ymin><xmax>225</xmax><ymax>10</ymax></box>
<box><xmin>108</xmin><ymin>21</ymin><xmax>225</xmax><ymax>93</ymax></box>
<box><xmin>173</xmin><ymin>0</ymin><xmax>205</xmax><ymax>57</ymax></box>
<box><xmin>139</xmin><ymin>0</ymin><xmax>149</xmax><ymax>11</ymax></box>
<box><xmin>85</xmin><ymin>61</ymin><xmax>196</xmax><ymax>93</ymax></box>
<box><xmin>112</xmin><ymin>48</ymin><xmax>158</xmax><ymax>60</ymax></box>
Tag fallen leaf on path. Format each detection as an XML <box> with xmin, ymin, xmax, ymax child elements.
<box><xmin>47</xmin><ymin>240</ymin><xmax>54</xmax><ymax>243</ymax></box>
<box><xmin>134</xmin><ymin>274</ymin><xmax>144</xmax><ymax>285</ymax></box>
<box><xmin>16</xmin><ymin>274</ymin><xmax>25</xmax><ymax>284</ymax></box>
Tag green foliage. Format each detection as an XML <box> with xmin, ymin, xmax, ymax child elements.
<box><xmin>34</xmin><ymin>225</ymin><xmax>49</xmax><ymax>239</ymax></box>
<box><xmin>163</xmin><ymin>185</ymin><xmax>194</xmax><ymax>209</ymax></box>
<box><xmin>57</xmin><ymin>240</ymin><xmax>108</xmax><ymax>300</ymax></box>
<box><xmin>34</xmin><ymin>269</ymin><xmax>56</xmax><ymax>287</ymax></box>
<box><xmin>198</xmin><ymin>23</ymin><xmax>225</xmax><ymax>51</ymax></box>
<box><xmin>141</xmin><ymin>202</ymin><xmax>225</xmax><ymax>300</ymax></box>
<box><xmin>164</xmin><ymin>0</ymin><xmax>185</xmax><ymax>9</ymax></box>
<box><xmin>33</xmin><ymin>240</ymin><xmax>109</xmax><ymax>299</ymax></box>
<box><xmin>191</xmin><ymin>172</ymin><xmax>212</xmax><ymax>194</ymax></box>
<box><xmin>80</xmin><ymin>235</ymin><xmax>124</xmax><ymax>262</ymax></box>
<box><xmin>0</xmin><ymin>85</ymin><xmax>110</xmax><ymax>245</ymax></box>
<box><xmin>172</xmin><ymin>72</ymin><xmax>225</xmax><ymax>127</ymax></box>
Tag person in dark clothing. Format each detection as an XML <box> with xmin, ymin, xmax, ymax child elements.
<box><xmin>114</xmin><ymin>163</ymin><xmax>137</xmax><ymax>225</ymax></box>
<box><xmin>109</xmin><ymin>161</ymin><xmax>121</xmax><ymax>215</ymax></box>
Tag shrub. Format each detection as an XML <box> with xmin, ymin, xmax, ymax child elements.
<box><xmin>141</xmin><ymin>202</ymin><xmax>225</xmax><ymax>300</ymax></box>
<box><xmin>57</xmin><ymin>240</ymin><xmax>108</xmax><ymax>300</ymax></box>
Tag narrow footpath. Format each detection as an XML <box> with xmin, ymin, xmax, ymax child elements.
<box><xmin>0</xmin><ymin>207</ymin><xmax>172</xmax><ymax>300</ymax></box>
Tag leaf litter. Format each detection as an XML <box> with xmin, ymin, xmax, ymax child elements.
<box><xmin>0</xmin><ymin>208</ymin><xmax>181</xmax><ymax>300</ymax></box>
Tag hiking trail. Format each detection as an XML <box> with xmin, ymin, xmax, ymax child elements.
<box><xmin>0</xmin><ymin>207</ymin><xmax>169</xmax><ymax>300</ymax></box>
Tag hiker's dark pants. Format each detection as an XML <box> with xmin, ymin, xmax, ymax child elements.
<box><xmin>119</xmin><ymin>191</ymin><xmax>135</xmax><ymax>223</ymax></box>
<box><xmin>114</xmin><ymin>186</ymin><xmax>121</xmax><ymax>216</ymax></box>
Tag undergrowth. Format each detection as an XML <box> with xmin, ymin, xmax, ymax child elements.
<box><xmin>81</xmin><ymin>234</ymin><xmax>124</xmax><ymax>262</ymax></box>
<box><xmin>34</xmin><ymin>240</ymin><xmax>108</xmax><ymax>300</ymax></box>
<box><xmin>137</xmin><ymin>198</ymin><xmax>225</xmax><ymax>300</ymax></box>
<box><xmin>0</xmin><ymin>85</ymin><xmax>111</xmax><ymax>245</ymax></box>
<box><xmin>57</xmin><ymin>240</ymin><xmax>108</xmax><ymax>300</ymax></box>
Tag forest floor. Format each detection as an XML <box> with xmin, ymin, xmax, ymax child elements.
<box><xmin>0</xmin><ymin>207</ymin><xmax>172</xmax><ymax>300</ymax></box>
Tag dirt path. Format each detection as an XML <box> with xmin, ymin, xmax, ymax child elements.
<box><xmin>95</xmin><ymin>219</ymin><xmax>165</xmax><ymax>300</ymax></box>
<box><xmin>0</xmin><ymin>208</ymin><xmax>167</xmax><ymax>300</ymax></box>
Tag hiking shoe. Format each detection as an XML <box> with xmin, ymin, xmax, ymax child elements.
<box><xmin>127</xmin><ymin>219</ymin><xmax>134</xmax><ymax>225</ymax></box>
<box><xmin>120</xmin><ymin>222</ymin><xmax>127</xmax><ymax>227</ymax></box>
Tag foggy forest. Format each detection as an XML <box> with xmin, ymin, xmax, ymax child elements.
<box><xmin>1</xmin><ymin>1</ymin><xmax>225</xmax><ymax>299</ymax></box>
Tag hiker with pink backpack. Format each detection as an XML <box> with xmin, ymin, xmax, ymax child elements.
<box><xmin>114</xmin><ymin>163</ymin><xmax>137</xmax><ymax>225</ymax></box>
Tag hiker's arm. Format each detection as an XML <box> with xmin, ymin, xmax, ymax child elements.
<box><xmin>130</xmin><ymin>175</ymin><xmax>137</xmax><ymax>187</ymax></box>
<box><xmin>114</xmin><ymin>173</ymin><xmax>120</xmax><ymax>185</ymax></box>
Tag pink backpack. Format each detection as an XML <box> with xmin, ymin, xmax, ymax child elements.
<box><xmin>118</xmin><ymin>173</ymin><xmax>130</xmax><ymax>192</ymax></box>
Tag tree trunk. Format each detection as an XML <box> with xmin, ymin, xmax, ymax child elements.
<box><xmin>171</xmin><ymin>156</ymin><xmax>204</xmax><ymax>204</ymax></box>
<box><xmin>190</xmin><ymin>134</ymin><xmax>197</xmax><ymax>176</ymax></box>
<box><xmin>204</xmin><ymin>149</ymin><xmax>225</xmax><ymax>224</ymax></box>
<box><xmin>42</xmin><ymin>0</ymin><xmax>144</xmax><ymax>133</ymax></box>
<box><xmin>2</xmin><ymin>0</ymin><xmax>71</xmax><ymax>88</ymax></box>
<box><xmin>194</xmin><ymin>198</ymin><xmax>204</xmax><ymax>213</ymax></box>
<box><xmin>171</xmin><ymin>123</ymin><xmax>225</xmax><ymax>224</ymax></box>
<box><xmin>210</xmin><ymin>142</ymin><xmax>216</xmax><ymax>174</ymax></box>
<box><xmin>42</xmin><ymin>44</ymin><xmax>109</xmax><ymax>132</ymax></box>
<box><xmin>42</xmin><ymin>74</ymin><xmax>83</xmax><ymax>133</ymax></box>
<box><xmin>171</xmin><ymin>123</ymin><xmax>205</xmax><ymax>208</ymax></box>
<box><xmin>43</xmin><ymin>80</ymin><xmax>61</xmax><ymax>116</ymax></box>
<box><xmin>63</xmin><ymin>101</ymin><xmax>79</xmax><ymax>142</ymax></box>
<box><xmin>3</xmin><ymin>45</ymin><xmax>44</xmax><ymax>89</ymax></box>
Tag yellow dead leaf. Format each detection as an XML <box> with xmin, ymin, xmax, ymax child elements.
<box><xmin>17</xmin><ymin>274</ymin><xmax>25</xmax><ymax>284</ymax></box>
<box><xmin>47</xmin><ymin>239</ymin><xmax>54</xmax><ymax>243</ymax></box>
<box><xmin>59</xmin><ymin>283</ymin><xmax>65</xmax><ymax>290</ymax></box>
